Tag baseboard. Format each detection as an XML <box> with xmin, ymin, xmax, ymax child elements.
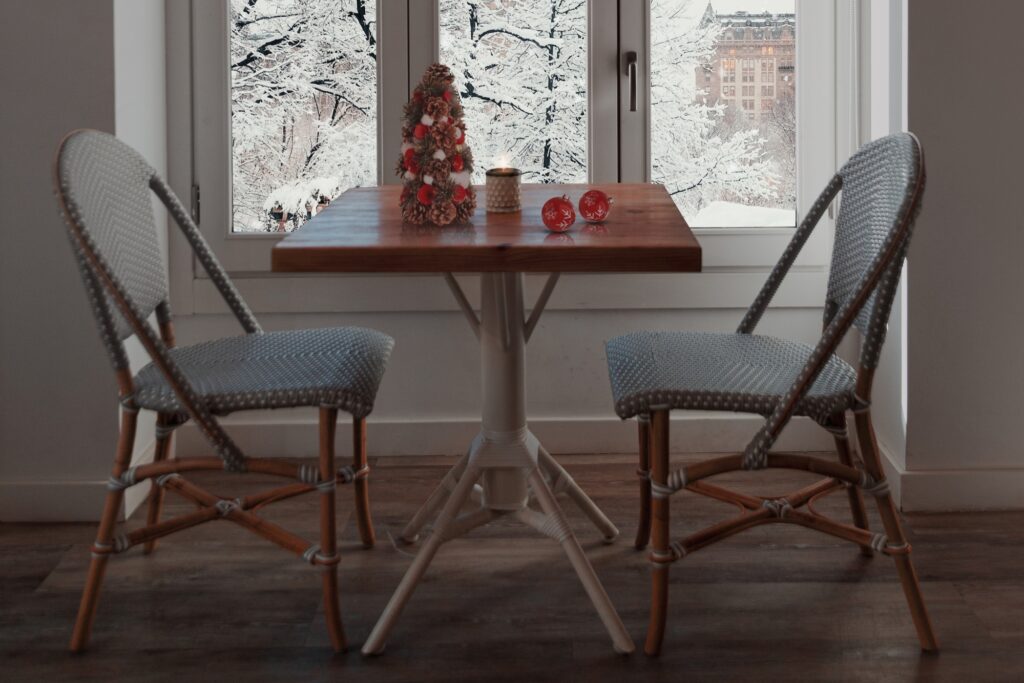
<box><xmin>176</xmin><ymin>413</ymin><xmax>835</xmax><ymax>459</ymax></box>
<box><xmin>0</xmin><ymin>439</ymin><xmax>156</xmax><ymax>523</ymax></box>
<box><xmin>877</xmin><ymin>441</ymin><xmax>1024</xmax><ymax>511</ymax></box>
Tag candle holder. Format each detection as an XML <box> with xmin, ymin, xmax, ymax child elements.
<box><xmin>485</xmin><ymin>168</ymin><xmax>522</xmax><ymax>213</ymax></box>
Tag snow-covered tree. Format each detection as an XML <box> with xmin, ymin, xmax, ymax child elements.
<box><xmin>439</xmin><ymin>0</ymin><xmax>588</xmax><ymax>183</ymax></box>
<box><xmin>650</xmin><ymin>0</ymin><xmax>778</xmax><ymax>217</ymax></box>
<box><xmin>231</xmin><ymin>0</ymin><xmax>377</xmax><ymax>232</ymax></box>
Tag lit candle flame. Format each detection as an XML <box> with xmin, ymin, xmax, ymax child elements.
<box><xmin>494</xmin><ymin>152</ymin><xmax>512</xmax><ymax>169</ymax></box>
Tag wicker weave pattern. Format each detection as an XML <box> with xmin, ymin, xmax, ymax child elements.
<box><xmin>133</xmin><ymin>327</ymin><xmax>393</xmax><ymax>419</ymax></box>
<box><xmin>59</xmin><ymin>132</ymin><xmax>169</xmax><ymax>343</ymax></box>
<box><xmin>828</xmin><ymin>134</ymin><xmax>922</xmax><ymax>368</ymax></box>
<box><xmin>606</xmin><ymin>331</ymin><xmax>856</xmax><ymax>423</ymax></box>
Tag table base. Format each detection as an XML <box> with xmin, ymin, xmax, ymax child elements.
<box><xmin>361</xmin><ymin>273</ymin><xmax>634</xmax><ymax>656</ymax></box>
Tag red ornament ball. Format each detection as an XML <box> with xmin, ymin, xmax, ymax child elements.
<box><xmin>452</xmin><ymin>185</ymin><xmax>467</xmax><ymax>204</ymax></box>
<box><xmin>417</xmin><ymin>184</ymin><xmax>436</xmax><ymax>205</ymax></box>
<box><xmin>404</xmin><ymin>147</ymin><xmax>416</xmax><ymax>165</ymax></box>
<box><xmin>454</xmin><ymin>128</ymin><xmax>465</xmax><ymax>145</ymax></box>
<box><xmin>451</xmin><ymin>154</ymin><xmax>464</xmax><ymax>172</ymax></box>
<box><xmin>414</xmin><ymin>124</ymin><xmax>429</xmax><ymax>140</ymax></box>
<box><xmin>578</xmin><ymin>189</ymin><xmax>613</xmax><ymax>223</ymax></box>
<box><xmin>542</xmin><ymin>195</ymin><xmax>576</xmax><ymax>233</ymax></box>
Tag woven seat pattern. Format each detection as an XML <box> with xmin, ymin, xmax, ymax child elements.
<box><xmin>134</xmin><ymin>327</ymin><xmax>393</xmax><ymax>419</ymax></box>
<box><xmin>607</xmin><ymin>331</ymin><xmax>856</xmax><ymax>423</ymax></box>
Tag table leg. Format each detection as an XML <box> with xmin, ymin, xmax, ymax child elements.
<box><xmin>538</xmin><ymin>445</ymin><xmax>619</xmax><ymax>543</ymax></box>
<box><xmin>527</xmin><ymin>468</ymin><xmax>635</xmax><ymax>654</ymax></box>
<box><xmin>362</xmin><ymin>462</ymin><xmax>483</xmax><ymax>655</ymax></box>
<box><xmin>400</xmin><ymin>443</ymin><xmax>476</xmax><ymax>544</ymax></box>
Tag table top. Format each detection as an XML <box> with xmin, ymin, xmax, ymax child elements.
<box><xmin>271</xmin><ymin>183</ymin><xmax>701</xmax><ymax>273</ymax></box>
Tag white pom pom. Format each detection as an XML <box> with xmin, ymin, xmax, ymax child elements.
<box><xmin>423</xmin><ymin>174</ymin><xmax>434</xmax><ymax>186</ymax></box>
<box><xmin>438</xmin><ymin>115</ymin><xmax>449</xmax><ymax>125</ymax></box>
<box><xmin>420</xmin><ymin>114</ymin><xmax>434</xmax><ymax>127</ymax></box>
<box><xmin>452</xmin><ymin>171</ymin><xmax>471</xmax><ymax>188</ymax></box>
<box><xmin>404</xmin><ymin>170</ymin><xmax>415</xmax><ymax>181</ymax></box>
<box><xmin>450</xmin><ymin>126</ymin><xmax>461</xmax><ymax>139</ymax></box>
<box><xmin>401</xmin><ymin>142</ymin><xmax>413</xmax><ymax>153</ymax></box>
<box><xmin>433</xmin><ymin>149</ymin><xmax>446</xmax><ymax>161</ymax></box>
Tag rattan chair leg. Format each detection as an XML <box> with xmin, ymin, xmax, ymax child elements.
<box><xmin>143</xmin><ymin>414</ymin><xmax>173</xmax><ymax>555</ymax></box>
<box><xmin>319</xmin><ymin>407</ymin><xmax>347</xmax><ymax>653</ymax></box>
<box><xmin>635</xmin><ymin>415</ymin><xmax>652</xmax><ymax>550</ymax></box>
<box><xmin>644</xmin><ymin>409</ymin><xmax>671</xmax><ymax>657</ymax></box>
<box><xmin>351</xmin><ymin>417</ymin><xmax>375</xmax><ymax>549</ymax></box>
<box><xmin>70</xmin><ymin>407</ymin><xmax>138</xmax><ymax>653</ymax></box>
<box><xmin>832</xmin><ymin>424</ymin><xmax>872</xmax><ymax>557</ymax></box>
<box><xmin>854</xmin><ymin>409</ymin><xmax>939</xmax><ymax>652</ymax></box>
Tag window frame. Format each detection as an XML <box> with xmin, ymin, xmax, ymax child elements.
<box><xmin>170</xmin><ymin>0</ymin><xmax>859</xmax><ymax>317</ymax></box>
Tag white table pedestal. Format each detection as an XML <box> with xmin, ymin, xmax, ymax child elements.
<box><xmin>362</xmin><ymin>272</ymin><xmax>634</xmax><ymax>655</ymax></box>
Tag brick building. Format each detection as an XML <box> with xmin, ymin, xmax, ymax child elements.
<box><xmin>696</xmin><ymin>3</ymin><xmax>795</xmax><ymax>122</ymax></box>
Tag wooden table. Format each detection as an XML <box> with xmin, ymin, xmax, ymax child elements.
<box><xmin>273</xmin><ymin>183</ymin><xmax>701</xmax><ymax>656</ymax></box>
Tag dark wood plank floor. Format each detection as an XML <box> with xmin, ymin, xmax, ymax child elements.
<box><xmin>2</xmin><ymin>453</ymin><xmax>1023</xmax><ymax>682</ymax></box>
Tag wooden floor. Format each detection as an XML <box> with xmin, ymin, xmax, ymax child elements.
<box><xmin>2</xmin><ymin>453</ymin><xmax>1023</xmax><ymax>682</ymax></box>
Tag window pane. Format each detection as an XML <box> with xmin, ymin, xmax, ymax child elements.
<box><xmin>439</xmin><ymin>0</ymin><xmax>587</xmax><ymax>183</ymax></box>
<box><xmin>230</xmin><ymin>0</ymin><xmax>377</xmax><ymax>233</ymax></box>
<box><xmin>651</xmin><ymin>0</ymin><xmax>796</xmax><ymax>228</ymax></box>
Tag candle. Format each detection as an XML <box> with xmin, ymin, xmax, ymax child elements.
<box><xmin>485</xmin><ymin>162</ymin><xmax>522</xmax><ymax>213</ymax></box>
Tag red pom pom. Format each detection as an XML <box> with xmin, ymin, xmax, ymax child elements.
<box><xmin>407</xmin><ymin>157</ymin><xmax>420</xmax><ymax>174</ymax></box>
<box><xmin>442</xmin><ymin>89</ymin><xmax>453</xmax><ymax>102</ymax></box>
<box><xmin>451</xmin><ymin>154</ymin><xmax>464</xmax><ymax>172</ymax></box>
<box><xmin>404</xmin><ymin>147</ymin><xmax>416</xmax><ymax>165</ymax></box>
<box><xmin>542</xmin><ymin>195</ymin><xmax>576</xmax><ymax>233</ymax></box>
<box><xmin>578</xmin><ymin>189</ymin><xmax>614</xmax><ymax>223</ymax></box>
<box><xmin>414</xmin><ymin>124</ymin><xmax>428</xmax><ymax>140</ymax></box>
<box><xmin>452</xmin><ymin>185</ymin><xmax>467</xmax><ymax>204</ymax></box>
<box><xmin>455</xmin><ymin>129</ymin><xmax>465</xmax><ymax>145</ymax></box>
<box><xmin>417</xmin><ymin>184</ymin><xmax>436</xmax><ymax>205</ymax></box>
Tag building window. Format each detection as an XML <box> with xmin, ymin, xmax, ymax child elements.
<box><xmin>742</xmin><ymin>85</ymin><xmax>755</xmax><ymax>97</ymax></box>
<box><xmin>761</xmin><ymin>85</ymin><xmax>774</xmax><ymax>96</ymax></box>
<box><xmin>742</xmin><ymin>98</ymin><xmax>754</xmax><ymax>110</ymax></box>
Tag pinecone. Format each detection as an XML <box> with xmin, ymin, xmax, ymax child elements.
<box><xmin>424</xmin><ymin>158</ymin><xmax>450</xmax><ymax>180</ymax></box>
<box><xmin>429</xmin><ymin>200</ymin><xmax>457</xmax><ymax>226</ymax></box>
<box><xmin>425</xmin><ymin>97</ymin><xmax>450</xmax><ymax>121</ymax></box>
<box><xmin>424</xmin><ymin>63</ymin><xmax>455</xmax><ymax>87</ymax></box>
<box><xmin>455</xmin><ymin>191</ymin><xmax>477</xmax><ymax>223</ymax></box>
<box><xmin>403</xmin><ymin>200</ymin><xmax>430</xmax><ymax>225</ymax></box>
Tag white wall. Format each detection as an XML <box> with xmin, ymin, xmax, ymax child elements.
<box><xmin>0</xmin><ymin>0</ymin><xmax>167</xmax><ymax>521</ymax></box>
<box><xmin>901</xmin><ymin>0</ymin><xmax>1024</xmax><ymax>509</ymax></box>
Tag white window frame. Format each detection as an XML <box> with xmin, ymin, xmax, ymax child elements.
<box><xmin>168</xmin><ymin>0</ymin><xmax>859</xmax><ymax>317</ymax></box>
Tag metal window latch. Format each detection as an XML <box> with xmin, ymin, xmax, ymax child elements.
<box><xmin>625</xmin><ymin>51</ymin><xmax>638</xmax><ymax>112</ymax></box>
<box><xmin>191</xmin><ymin>184</ymin><xmax>201</xmax><ymax>224</ymax></box>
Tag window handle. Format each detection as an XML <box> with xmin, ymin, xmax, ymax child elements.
<box><xmin>625</xmin><ymin>51</ymin><xmax>638</xmax><ymax>112</ymax></box>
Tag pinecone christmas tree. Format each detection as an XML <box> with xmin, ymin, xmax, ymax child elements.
<box><xmin>398</xmin><ymin>63</ymin><xmax>477</xmax><ymax>225</ymax></box>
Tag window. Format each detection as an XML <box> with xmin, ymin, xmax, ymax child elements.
<box><xmin>188</xmin><ymin>0</ymin><xmax>842</xmax><ymax>274</ymax></box>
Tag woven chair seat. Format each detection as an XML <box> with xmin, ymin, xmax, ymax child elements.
<box><xmin>606</xmin><ymin>331</ymin><xmax>857</xmax><ymax>423</ymax></box>
<box><xmin>134</xmin><ymin>327</ymin><xmax>394</xmax><ymax>419</ymax></box>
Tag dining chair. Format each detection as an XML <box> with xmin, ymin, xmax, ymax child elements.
<box><xmin>54</xmin><ymin>129</ymin><xmax>394</xmax><ymax>653</ymax></box>
<box><xmin>605</xmin><ymin>132</ymin><xmax>937</xmax><ymax>655</ymax></box>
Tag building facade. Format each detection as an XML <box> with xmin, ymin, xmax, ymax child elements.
<box><xmin>697</xmin><ymin>3</ymin><xmax>795</xmax><ymax>123</ymax></box>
